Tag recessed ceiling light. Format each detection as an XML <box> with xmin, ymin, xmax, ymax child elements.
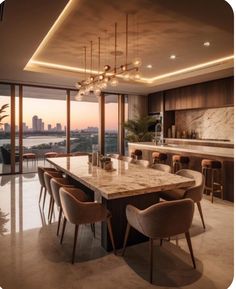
<box><xmin>146</xmin><ymin>64</ymin><xmax>152</xmax><ymax>69</ymax></box>
<box><xmin>170</xmin><ymin>55</ymin><xmax>176</xmax><ymax>60</ymax></box>
<box><xmin>204</xmin><ymin>41</ymin><xmax>210</xmax><ymax>47</ymax></box>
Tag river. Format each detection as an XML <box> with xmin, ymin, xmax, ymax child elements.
<box><xmin>0</xmin><ymin>136</ymin><xmax>67</xmax><ymax>147</ymax></box>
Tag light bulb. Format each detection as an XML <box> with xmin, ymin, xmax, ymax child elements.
<box><xmin>121</xmin><ymin>65</ymin><xmax>126</xmax><ymax>71</ymax></box>
<box><xmin>104</xmin><ymin>65</ymin><xmax>111</xmax><ymax>71</ymax></box>
<box><xmin>99</xmin><ymin>74</ymin><xmax>104</xmax><ymax>80</ymax></box>
<box><xmin>110</xmin><ymin>78</ymin><xmax>119</xmax><ymax>87</ymax></box>
<box><xmin>94</xmin><ymin>88</ymin><xmax>101</xmax><ymax>97</ymax></box>
<box><xmin>133</xmin><ymin>58</ymin><xmax>142</xmax><ymax>67</ymax></box>
<box><xmin>124</xmin><ymin>73</ymin><xmax>130</xmax><ymax>80</ymax></box>
<box><xmin>90</xmin><ymin>76</ymin><xmax>94</xmax><ymax>81</ymax></box>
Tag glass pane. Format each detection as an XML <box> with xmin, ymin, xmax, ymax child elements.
<box><xmin>23</xmin><ymin>87</ymin><xmax>67</xmax><ymax>173</ymax></box>
<box><xmin>70</xmin><ymin>93</ymin><xmax>99</xmax><ymax>153</ymax></box>
<box><xmin>0</xmin><ymin>84</ymin><xmax>11</xmax><ymax>175</ymax></box>
<box><xmin>124</xmin><ymin>95</ymin><xmax>129</xmax><ymax>155</ymax></box>
<box><xmin>105</xmin><ymin>94</ymin><xmax>118</xmax><ymax>154</ymax></box>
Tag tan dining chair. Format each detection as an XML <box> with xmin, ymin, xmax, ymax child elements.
<box><xmin>160</xmin><ymin>169</ymin><xmax>205</xmax><ymax>229</ymax></box>
<box><xmin>151</xmin><ymin>163</ymin><xmax>171</xmax><ymax>173</ymax></box>
<box><xmin>59</xmin><ymin>187</ymin><xmax>116</xmax><ymax>264</ymax></box>
<box><xmin>134</xmin><ymin>159</ymin><xmax>150</xmax><ymax>168</ymax></box>
<box><xmin>50</xmin><ymin>177</ymin><xmax>75</xmax><ymax>235</ymax></box>
<box><xmin>44</xmin><ymin>171</ymin><xmax>64</xmax><ymax>222</ymax></box>
<box><xmin>119</xmin><ymin>156</ymin><xmax>133</xmax><ymax>162</ymax></box>
<box><xmin>38</xmin><ymin>167</ymin><xmax>57</xmax><ymax>206</ymax></box>
<box><xmin>107</xmin><ymin>153</ymin><xmax>120</xmax><ymax>159</ymax></box>
<box><xmin>122</xmin><ymin>199</ymin><xmax>196</xmax><ymax>283</ymax></box>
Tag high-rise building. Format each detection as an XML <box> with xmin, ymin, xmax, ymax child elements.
<box><xmin>48</xmin><ymin>124</ymin><xmax>52</xmax><ymax>131</ymax></box>
<box><xmin>4</xmin><ymin>123</ymin><xmax>10</xmax><ymax>133</ymax></box>
<box><xmin>56</xmin><ymin>123</ymin><xmax>62</xmax><ymax>132</ymax></box>
<box><xmin>23</xmin><ymin>122</ymin><xmax>28</xmax><ymax>132</ymax></box>
<box><xmin>41</xmin><ymin>122</ymin><xmax>44</xmax><ymax>131</ymax></box>
<box><xmin>37</xmin><ymin>118</ymin><xmax>42</xmax><ymax>131</ymax></box>
<box><xmin>32</xmin><ymin>115</ymin><xmax>38</xmax><ymax>131</ymax></box>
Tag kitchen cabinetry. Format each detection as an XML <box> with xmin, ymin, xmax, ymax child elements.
<box><xmin>148</xmin><ymin>91</ymin><xmax>163</xmax><ymax>114</ymax></box>
<box><xmin>164</xmin><ymin>77</ymin><xmax>233</xmax><ymax>111</ymax></box>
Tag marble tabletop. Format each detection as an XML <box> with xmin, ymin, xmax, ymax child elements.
<box><xmin>47</xmin><ymin>156</ymin><xmax>195</xmax><ymax>200</ymax></box>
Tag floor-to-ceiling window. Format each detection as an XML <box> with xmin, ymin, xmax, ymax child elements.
<box><xmin>22</xmin><ymin>87</ymin><xmax>67</xmax><ymax>173</ymax></box>
<box><xmin>124</xmin><ymin>95</ymin><xmax>129</xmax><ymax>155</ymax></box>
<box><xmin>104</xmin><ymin>94</ymin><xmax>118</xmax><ymax>154</ymax></box>
<box><xmin>70</xmin><ymin>93</ymin><xmax>99</xmax><ymax>153</ymax></box>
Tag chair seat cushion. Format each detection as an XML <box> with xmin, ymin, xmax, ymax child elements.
<box><xmin>152</xmin><ymin>152</ymin><xmax>167</xmax><ymax>161</ymax></box>
<box><xmin>23</xmin><ymin>153</ymin><xmax>36</xmax><ymax>159</ymax></box>
<box><xmin>45</xmin><ymin>152</ymin><xmax>58</xmax><ymax>158</ymax></box>
<box><xmin>159</xmin><ymin>189</ymin><xmax>186</xmax><ymax>201</ymax></box>
<box><xmin>201</xmin><ymin>159</ymin><xmax>221</xmax><ymax>169</ymax></box>
<box><xmin>172</xmin><ymin>155</ymin><xmax>189</xmax><ymax>164</ymax></box>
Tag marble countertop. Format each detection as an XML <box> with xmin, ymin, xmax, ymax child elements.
<box><xmin>129</xmin><ymin>142</ymin><xmax>234</xmax><ymax>159</ymax></box>
<box><xmin>47</xmin><ymin>156</ymin><xmax>195</xmax><ymax>200</ymax></box>
<box><xmin>165</xmin><ymin>138</ymin><xmax>234</xmax><ymax>145</ymax></box>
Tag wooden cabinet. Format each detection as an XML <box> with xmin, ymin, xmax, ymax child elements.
<box><xmin>148</xmin><ymin>91</ymin><xmax>163</xmax><ymax>114</ymax></box>
<box><xmin>164</xmin><ymin>77</ymin><xmax>233</xmax><ymax>111</ymax></box>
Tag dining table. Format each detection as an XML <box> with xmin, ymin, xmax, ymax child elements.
<box><xmin>47</xmin><ymin>155</ymin><xmax>195</xmax><ymax>251</ymax></box>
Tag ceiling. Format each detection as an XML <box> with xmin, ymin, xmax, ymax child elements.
<box><xmin>0</xmin><ymin>0</ymin><xmax>234</xmax><ymax>96</ymax></box>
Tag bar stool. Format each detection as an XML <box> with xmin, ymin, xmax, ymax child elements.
<box><xmin>131</xmin><ymin>149</ymin><xmax>142</xmax><ymax>160</ymax></box>
<box><xmin>152</xmin><ymin>152</ymin><xmax>167</xmax><ymax>164</ymax></box>
<box><xmin>201</xmin><ymin>159</ymin><xmax>223</xmax><ymax>203</ymax></box>
<box><xmin>172</xmin><ymin>155</ymin><xmax>190</xmax><ymax>173</ymax></box>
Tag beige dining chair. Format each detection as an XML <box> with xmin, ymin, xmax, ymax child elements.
<box><xmin>38</xmin><ymin>167</ymin><xmax>57</xmax><ymax>206</ymax></box>
<box><xmin>151</xmin><ymin>163</ymin><xmax>171</xmax><ymax>173</ymax></box>
<box><xmin>44</xmin><ymin>171</ymin><xmax>64</xmax><ymax>222</ymax></box>
<box><xmin>134</xmin><ymin>159</ymin><xmax>150</xmax><ymax>168</ymax></box>
<box><xmin>59</xmin><ymin>187</ymin><xmax>116</xmax><ymax>264</ymax></box>
<box><xmin>160</xmin><ymin>169</ymin><xmax>205</xmax><ymax>229</ymax></box>
<box><xmin>122</xmin><ymin>199</ymin><xmax>196</xmax><ymax>283</ymax></box>
<box><xmin>119</xmin><ymin>156</ymin><xmax>133</xmax><ymax>162</ymax></box>
<box><xmin>50</xmin><ymin>177</ymin><xmax>75</xmax><ymax>235</ymax></box>
<box><xmin>107</xmin><ymin>153</ymin><xmax>120</xmax><ymax>159</ymax></box>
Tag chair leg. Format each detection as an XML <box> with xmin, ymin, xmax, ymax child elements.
<box><xmin>185</xmin><ymin>231</ymin><xmax>196</xmax><ymax>269</ymax></box>
<box><xmin>90</xmin><ymin>223</ymin><xmax>95</xmax><ymax>238</ymax></box>
<box><xmin>60</xmin><ymin>217</ymin><xmax>67</xmax><ymax>244</ymax></box>
<box><xmin>49</xmin><ymin>201</ymin><xmax>54</xmax><ymax>224</ymax></box>
<box><xmin>42</xmin><ymin>188</ymin><xmax>47</xmax><ymax>209</ymax></box>
<box><xmin>57</xmin><ymin>207</ymin><xmax>62</xmax><ymax>236</ymax></box>
<box><xmin>72</xmin><ymin>225</ymin><xmax>79</xmax><ymax>264</ymax></box>
<box><xmin>122</xmin><ymin>223</ymin><xmax>130</xmax><ymax>256</ymax></box>
<box><xmin>196</xmin><ymin>202</ymin><xmax>205</xmax><ymax>230</ymax></box>
<box><xmin>48</xmin><ymin>196</ymin><xmax>53</xmax><ymax>220</ymax></box>
<box><xmin>107</xmin><ymin>218</ymin><xmax>116</xmax><ymax>254</ymax></box>
<box><xmin>149</xmin><ymin>238</ymin><xmax>153</xmax><ymax>284</ymax></box>
<box><xmin>39</xmin><ymin>186</ymin><xmax>43</xmax><ymax>203</ymax></box>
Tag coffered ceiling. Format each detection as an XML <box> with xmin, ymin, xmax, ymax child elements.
<box><xmin>0</xmin><ymin>0</ymin><xmax>234</xmax><ymax>95</ymax></box>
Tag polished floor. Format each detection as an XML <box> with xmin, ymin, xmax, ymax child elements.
<box><xmin>0</xmin><ymin>174</ymin><xmax>233</xmax><ymax>289</ymax></box>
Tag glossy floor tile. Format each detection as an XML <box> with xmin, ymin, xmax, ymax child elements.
<box><xmin>0</xmin><ymin>174</ymin><xmax>234</xmax><ymax>289</ymax></box>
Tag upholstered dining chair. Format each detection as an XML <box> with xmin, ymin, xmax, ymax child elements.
<box><xmin>37</xmin><ymin>167</ymin><xmax>57</xmax><ymax>206</ymax></box>
<box><xmin>50</xmin><ymin>177</ymin><xmax>74</xmax><ymax>235</ymax></box>
<box><xmin>151</xmin><ymin>163</ymin><xmax>171</xmax><ymax>173</ymax></box>
<box><xmin>44</xmin><ymin>171</ymin><xmax>64</xmax><ymax>222</ymax></box>
<box><xmin>119</xmin><ymin>156</ymin><xmax>133</xmax><ymax>162</ymax></box>
<box><xmin>160</xmin><ymin>169</ymin><xmax>205</xmax><ymax>229</ymax></box>
<box><xmin>59</xmin><ymin>187</ymin><xmax>116</xmax><ymax>264</ymax></box>
<box><xmin>122</xmin><ymin>199</ymin><xmax>196</xmax><ymax>283</ymax></box>
<box><xmin>134</xmin><ymin>159</ymin><xmax>150</xmax><ymax>168</ymax></box>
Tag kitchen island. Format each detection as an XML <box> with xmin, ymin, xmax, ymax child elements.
<box><xmin>129</xmin><ymin>142</ymin><xmax>234</xmax><ymax>201</ymax></box>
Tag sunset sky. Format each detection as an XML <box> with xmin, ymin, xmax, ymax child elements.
<box><xmin>0</xmin><ymin>96</ymin><xmax>124</xmax><ymax>130</ymax></box>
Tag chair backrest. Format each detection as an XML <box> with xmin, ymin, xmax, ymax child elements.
<box><xmin>134</xmin><ymin>159</ymin><xmax>150</xmax><ymax>168</ymax></box>
<box><xmin>107</xmin><ymin>153</ymin><xmax>120</xmax><ymax>159</ymax></box>
<box><xmin>119</xmin><ymin>156</ymin><xmax>133</xmax><ymax>162</ymax></box>
<box><xmin>44</xmin><ymin>171</ymin><xmax>63</xmax><ymax>195</ymax></box>
<box><xmin>151</xmin><ymin>163</ymin><xmax>171</xmax><ymax>173</ymax></box>
<box><xmin>59</xmin><ymin>187</ymin><xmax>108</xmax><ymax>225</ymax></box>
<box><xmin>50</xmin><ymin>178</ymin><xmax>74</xmax><ymax>207</ymax></box>
<box><xmin>0</xmin><ymin>147</ymin><xmax>11</xmax><ymax>164</ymax></box>
<box><xmin>176</xmin><ymin>169</ymin><xmax>205</xmax><ymax>202</ymax></box>
<box><xmin>127</xmin><ymin>199</ymin><xmax>194</xmax><ymax>239</ymax></box>
<box><xmin>37</xmin><ymin>167</ymin><xmax>56</xmax><ymax>187</ymax></box>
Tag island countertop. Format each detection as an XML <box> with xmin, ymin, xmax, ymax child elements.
<box><xmin>129</xmin><ymin>142</ymin><xmax>234</xmax><ymax>159</ymax></box>
<box><xmin>47</xmin><ymin>156</ymin><xmax>195</xmax><ymax>200</ymax></box>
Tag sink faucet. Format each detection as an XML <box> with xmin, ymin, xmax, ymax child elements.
<box><xmin>154</xmin><ymin>122</ymin><xmax>164</xmax><ymax>145</ymax></box>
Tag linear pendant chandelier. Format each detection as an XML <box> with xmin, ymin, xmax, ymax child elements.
<box><xmin>75</xmin><ymin>14</ymin><xmax>141</xmax><ymax>100</ymax></box>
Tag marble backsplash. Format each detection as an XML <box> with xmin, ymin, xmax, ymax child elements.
<box><xmin>175</xmin><ymin>107</ymin><xmax>234</xmax><ymax>141</ymax></box>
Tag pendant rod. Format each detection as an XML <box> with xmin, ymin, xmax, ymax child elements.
<box><xmin>114</xmin><ymin>22</ymin><xmax>117</xmax><ymax>74</ymax></box>
<box><xmin>98</xmin><ymin>37</ymin><xmax>100</xmax><ymax>74</ymax></box>
<box><xmin>84</xmin><ymin>46</ymin><xmax>87</xmax><ymax>80</ymax></box>
<box><xmin>126</xmin><ymin>14</ymin><xmax>128</xmax><ymax>66</ymax></box>
<box><xmin>90</xmin><ymin>40</ymin><xmax>93</xmax><ymax>75</ymax></box>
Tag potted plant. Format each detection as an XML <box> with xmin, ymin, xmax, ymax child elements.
<box><xmin>0</xmin><ymin>104</ymin><xmax>9</xmax><ymax>126</ymax></box>
<box><xmin>123</xmin><ymin>115</ymin><xmax>156</xmax><ymax>142</ymax></box>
